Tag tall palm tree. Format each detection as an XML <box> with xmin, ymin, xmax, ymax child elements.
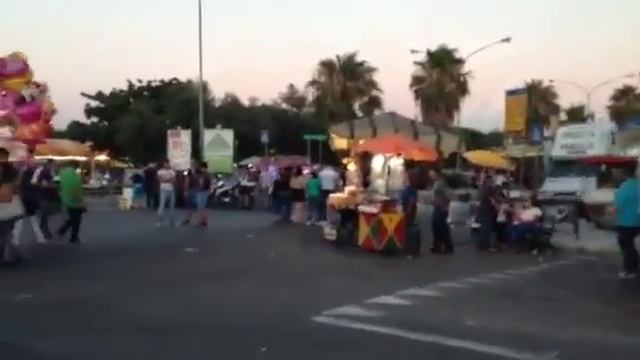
<box><xmin>307</xmin><ymin>52</ymin><xmax>383</xmax><ymax>141</ymax></box>
<box><xmin>525</xmin><ymin>79</ymin><xmax>560</xmax><ymax>129</ymax></box>
<box><xmin>608</xmin><ymin>84</ymin><xmax>640</xmax><ymax>126</ymax></box>
<box><xmin>410</xmin><ymin>45</ymin><xmax>470</xmax><ymax>158</ymax></box>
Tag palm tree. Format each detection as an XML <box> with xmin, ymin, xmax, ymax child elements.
<box><xmin>525</xmin><ymin>79</ymin><xmax>560</xmax><ymax>129</ymax></box>
<box><xmin>307</xmin><ymin>52</ymin><xmax>383</xmax><ymax>141</ymax></box>
<box><xmin>564</xmin><ymin>104</ymin><xmax>587</xmax><ymax>124</ymax></box>
<box><xmin>608</xmin><ymin>85</ymin><xmax>640</xmax><ymax>126</ymax></box>
<box><xmin>410</xmin><ymin>45</ymin><xmax>470</xmax><ymax>158</ymax></box>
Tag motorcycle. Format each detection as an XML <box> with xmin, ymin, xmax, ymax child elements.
<box><xmin>208</xmin><ymin>174</ymin><xmax>240</xmax><ymax>208</ymax></box>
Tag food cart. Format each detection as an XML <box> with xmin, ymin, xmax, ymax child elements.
<box><xmin>325</xmin><ymin>134</ymin><xmax>437</xmax><ymax>253</ymax></box>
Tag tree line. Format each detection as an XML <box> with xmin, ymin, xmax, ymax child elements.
<box><xmin>57</xmin><ymin>45</ymin><xmax>640</xmax><ymax>165</ymax></box>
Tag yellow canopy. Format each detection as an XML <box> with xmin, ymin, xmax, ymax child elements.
<box><xmin>463</xmin><ymin>150</ymin><xmax>514</xmax><ymax>170</ymax></box>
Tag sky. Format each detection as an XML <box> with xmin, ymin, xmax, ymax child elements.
<box><xmin>2</xmin><ymin>0</ymin><xmax>639</xmax><ymax>132</ymax></box>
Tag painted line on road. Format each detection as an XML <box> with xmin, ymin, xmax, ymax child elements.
<box><xmin>483</xmin><ymin>273</ymin><xmax>515</xmax><ymax>280</ymax></box>
<box><xmin>434</xmin><ymin>281</ymin><xmax>471</xmax><ymax>289</ymax></box>
<box><xmin>312</xmin><ymin>316</ymin><xmax>558</xmax><ymax>360</ymax></box>
<box><xmin>396</xmin><ymin>287</ymin><xmax>445</xmax><ymax>297</ymax></box>
<box><xmin>323</xmin><ymin>305</ymin><xmax>385</xmax><ymax>318</ymax></box>
<box><xmin>365</xmin><ymin>295</ymin><xmax>413</xmax><ymax>306</ymax></box>
<box><xmin>463</xmin><ymin>277</ymin><xmax>495</xmax><ymax>285</ymax></box>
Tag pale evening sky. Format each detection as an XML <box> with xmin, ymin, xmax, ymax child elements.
<box><xmin>2</xmin><ymin>0</ymin><xmax>639</xmax><ymax>131</ymax></box>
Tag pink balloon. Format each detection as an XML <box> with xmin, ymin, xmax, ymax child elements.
<box><xmin>0</xmin><ymin>90</ymin><xmax>21</xmax><ymax>112</ymax></box>
<box><xmin>0</xmin><ymin>54</ymin><xmax>29</xmax><ymax>79</ymax></box>
<box><xmin>14</xmin><ymin>99</ymin><xmax>43</xmax><ymax>124</ymax></box>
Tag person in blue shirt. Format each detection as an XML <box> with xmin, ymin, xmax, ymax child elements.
<box><xmin>613</xmin><ymin>164</ymin><xmax>640</xmax><ymax>279</ymax></box>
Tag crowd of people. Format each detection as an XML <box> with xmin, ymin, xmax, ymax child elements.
<box><xmin>0</xmin><ymin>148</ymin><xmax>85</xmax><ymax>265</ymax></box>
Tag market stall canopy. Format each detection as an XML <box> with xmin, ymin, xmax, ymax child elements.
<box><xmin>354</xmin><ymin>134</ymin><xmax>438</xmax><ymax>161</ymax></box>
<box><xmin>329</xmin><ymin>111</ymin><xmax>460</xmax><ymax>156</ymax></box>
<box><xmin>463</xmin><ymin>150</ymin><xmax>514</xmax><ymax>170</ymax></box>
<box><xmin>35</xmin><ymin>138</ymin><xmax>92</xmax><ymax>158</ymax></box>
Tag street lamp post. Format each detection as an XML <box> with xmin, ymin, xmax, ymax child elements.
<box><xmin>197</xmin><ymin>0</ymin><xmax>205</xmax><ymax>160</ymax></box>
<box><xmin>549</xmin><ymin>73</ymin><xmax>636</xmax><ymax>121</ymax></box>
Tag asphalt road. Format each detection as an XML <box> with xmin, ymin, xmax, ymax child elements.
<box><xmin>1</xmin><ymin>209</ymin><xmax>639</xmax><ymax>360</ymax></box>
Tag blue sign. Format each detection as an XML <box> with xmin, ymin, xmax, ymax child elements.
<box><xmin>531</xmin><ymin>124</ymin><xmax>544</xmax><ymax>144</ymax></box>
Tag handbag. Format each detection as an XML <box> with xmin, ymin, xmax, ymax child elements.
<box><xmin>0</xmin><ymin>196</ymin><xmax>25</xmax><ymax>222</ymax></box>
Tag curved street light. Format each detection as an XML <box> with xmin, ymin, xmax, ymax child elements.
<box><xmin>548</xmin><ymin>73</ymin><xmax>636</xmax><ymax>119</ymax></box>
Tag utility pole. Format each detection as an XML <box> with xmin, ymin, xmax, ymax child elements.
<box><xmin>197</xmin><ymin>0</ymin><xmax>205</xmax><ymax>160</ymax></box>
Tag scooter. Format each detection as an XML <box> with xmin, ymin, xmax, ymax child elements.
<box><xmin>209</xmin><ymin>175</ymin><xmax>239</xmax><ymax>208</ymax></box>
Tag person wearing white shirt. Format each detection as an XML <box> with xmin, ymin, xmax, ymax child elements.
<box><xmin>156</xmin><ymin>159</ymin><xmax>177</xmax><ymax>227</ymax></box>
<box><xmin>318</xmin><ymin>166</ymin><xmax>340</xmax><ymax>221</ymax></box>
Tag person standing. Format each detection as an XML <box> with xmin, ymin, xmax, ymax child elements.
<box><xmin>56</xmin><ymin>163</ymin><xmax>84</xmax><ymax>244</ymax></box>
<box><xmin>429</xmin><ymin>169</ymin><xmax>453</xmax><ymax>254</ymax></box>
<box><xmin>143</xmin><ymin>163</ymin><xmax>159</xmax><ymax>209</ymax></box>
<box><xmin>156</xmin><ymin>160</ymin><xmax>177</xmax><ymax>227</ymax></box>
<box><xmin>290</xmin><ymin>167</ymin><xmax>307</xmax><ymax>223</ymax></box>
<box><xmin>613</xmin><ymin>165</ymin><xmax>640</xmax><ymax>279</ymax></box>
<box><xmin>273</xmin><ymin>167</ymin><xmax>292</xmax><ymax>224</ymax></box>
<box><xmin>305</xmin><ymin>171</ymin><xmax>322</xmax><ymax>225</ymax></box>
<box><xmin>475</xmin><ymin>175</ymin><xmax>498</xmax><ymax>251</ymax></box>
<box><xmin>182</xmin><ymin>161</ymin><xmax>210</xmax><ymax>227</ymax></box>
<box><xmin>318</xmin><ymin>165</ymin><xmax>340</xmax><ymax>222</ymax></box>
<box><xmin>402</xmin><ymin>170</ymin><xmax>420</xmax><ymax>257</ymax></box>
<box><xmin>0</xmin><ymin>147</ymin><xmax>22</xmax><ymax>264</ymax></box>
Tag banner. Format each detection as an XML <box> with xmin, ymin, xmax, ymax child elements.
<box><xmin>504</xmin><ymin>88</ymin><xmax>528</xmax><ymax>135</ymax></box>
<box><xmin>204</xmin><ymin>128</ymin><xmax>234</xmax><ymax>173</ymax></box>
<box><xmin>167</xmin><ymin>129</ymin><xmax>191</xmax><ymax>170</ymax></box>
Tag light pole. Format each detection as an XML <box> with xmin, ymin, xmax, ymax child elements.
<box><xmin>197</xmin><ymin>0</ymin><xmax>205</xmax><ymax>160</ymax></box>
<box><xmin>548</xmin><ymin>73</ymin><xmax>636</xmax><ymax>120</ymax></box>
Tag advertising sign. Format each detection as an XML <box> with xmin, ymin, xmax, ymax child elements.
<box><xmin>204</xmin><ymin>128</ymin><xmax>234</xmax><ymax>173</ymax></box>
<box><xmin>504</xmin><ymin>88</ymin><xmax>528</xmax><ymax>136</ymax></box>
<box><xmin>167</xmin><ymin>129</ymin><xmax>191</xmax><ymax>170</ymax></box>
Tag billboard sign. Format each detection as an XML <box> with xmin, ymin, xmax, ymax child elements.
<box><xmin>204</xmin><ymin>128</ymin><xmax>234</xmax><ymax>173</ymax></box>
<box><xmin>504</xmin><ymin>88</ymin><xmax>528</xmax><ymax>136</ymax></box>
<box><xmin>167</xmin><ymin>129</ymin><xmax>191</xmax><ymax>170</ymax></box>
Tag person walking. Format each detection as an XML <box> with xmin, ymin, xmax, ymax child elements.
<box><xmin>143</xmin><ymin>163</ymin><xmax>159</xmax><ymax>209</ymax></box>
<box><xmin>290</xmin><ymin>167</ymin><xmax>307</xmax><ymax>223</ymax></box>
<box><xmin>613</xmin><ymin>165</ymin><xmax>640</xmax><ymax>279</ymax></box>
<box><xmin>305</xmin><ymin>171</ymin><xmax>322</xmax><ymax>225</ymax></box>
<box><xmin>429</xmin><ymin>169</ymin><xmax>454</xmax><ymax>254</ymax></box>
<box><xmin>56</xmin><ymin>163</ymin><xmax>85</xmax><ymax>244</ymax></box>
<box><xmin>156</xmin><ymin>160</ymin><xmax>177</xmax><ymax>227</ymax></box>
<box><xmin>13</xmin><ymin>150</ymin><xmax>46</xmax><ymax>245</ymax></box>
<box><xmin>182</xmin><ymin>161</ymin><xmax>211</xmax><ymax>227</ymax></box>
<box><xmin>31</xmin><ymin>159</ymin><xmax>58</xmax><ymax>240</ymax></box>
<box><xmin>0</xmin><ymin>147</ymin><xmax>23</xmax><ymax>264</ymax></box>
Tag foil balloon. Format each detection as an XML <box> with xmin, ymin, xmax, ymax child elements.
<box><xmin>0</xmin><ymin>52</ymin><xmax>54</xmax><ymax>144</ymax></box>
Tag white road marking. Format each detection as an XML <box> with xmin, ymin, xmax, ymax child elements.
<box><xmin>312</xmin><ymin>316</ymin><xmax>558</xmax><ymax>360</ymax></box>
<box><xmin>484</xmin><ymin>273</ymin><xmax>514</xmax><ymax>280</ymax></box>
<box><xmin>14</xmin><ymin>294</ymin><xmax>33</xmax><ymax>301</ymax></box>
<box><xmin>183</xmin><ymin>247</ymin><xmax>199</xmax><ymax>253</ymax></box>
<box><xmin>365</xmin><ymin>295</ymin><xmax>412</xmax><ymax>306</ymax></box>
<box><xmin>396</xmin><ymin>287</ymin><xmax>445</xmax><ymax>297</ymax></box>
<box><xmin>464</xmin><ymin>277</ymin><xmax>495</xmax><ymax>284</ymax></box>
<box><xmin>435</xmin><ymin>281</ymin><xmax>471</xmax><ymax>289</ymax></box>
<box><xmin>323</xmin><ymin>305</ymin><xmax>385</xmax><ymax>318</ymax></box>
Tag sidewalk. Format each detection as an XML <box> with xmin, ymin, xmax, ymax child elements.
<box><xmin>552</xmin><ymin>221</ymin><xmax>624</xmax><ymax>254</ymax></box>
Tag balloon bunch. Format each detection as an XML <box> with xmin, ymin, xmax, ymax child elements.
<box><xmin>0</xmin><ymin>52</ymin><xmax>55</xmax><ymax>144</ymax></box>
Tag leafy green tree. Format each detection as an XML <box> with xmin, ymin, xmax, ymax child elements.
<box><xmin>307</xmin><ymin>52</ymin><xmax>383</xmax><ymax>140</ymax></box>
<box><xmin>278</xmin><ymin>84</ymin><xmax>308</xmax><ymax>112</ymax></box>
<box><xmin>564</xmin><ymin>104</ymin><xmax>587</xmax><ymax>124</ymax></box>
<box><xmin>608</xmin><ymin>85</ymin><xmax>640</xmax><ymax>126</ymax></box>
<box><xmin>410</xmin><ymin>45</ymin><xmax>470</xmax><ymax>157</ymax></box>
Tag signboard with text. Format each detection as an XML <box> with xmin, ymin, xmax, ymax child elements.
<box><xmin>167</xmin><ymin>129</ymin><xmax>191</xmax><ymax>170</ymax></box>
<box><xmin>204</xmin><ymin>128</ymin><xmax>235</xmax><ymax>173</ymax></box>
<box><xmin>504</xmin><ymin>88</ymin><xmax>528</xmax><ymax>136</ymax></box>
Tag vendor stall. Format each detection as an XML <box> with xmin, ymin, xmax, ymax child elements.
<box><xmin>324</xmin><ymin>134</ymin><xmax>436</xmax><ymax>254</ymax></box>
